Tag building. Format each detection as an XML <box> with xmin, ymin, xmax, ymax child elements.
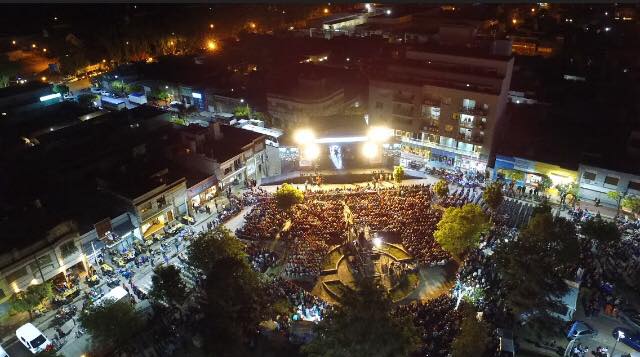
<box><xmin>0</xmin><ymin>81</ymin><xmax>61</xmax><ymax>116</ymax></box>
<box><xmin>98</xmin><ymin>163</ymin><xmax>188</xmax><ymax>240</ymax></box>
<box><xmin>578</xmin><ymin>164</ymin><xmax>640</xmax><ymax>206</ymax></box>
<box><xmin>369</xmin><ymin>43</ymin><xmax>514</xmax><ymax>173</ymax></box>
<box><xmin>267</xmin><ymin>72</ymin><xmax>347</xmax><ymax>130</ymax></box>
<box><xmin>169</xmin><ymin>122</ymin><xmax>268</xmax><ymax>212</ymax></box>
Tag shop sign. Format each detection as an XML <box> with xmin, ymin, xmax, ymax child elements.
<box><xmin>514</xmin><ymin>157</ymin><xmax>534</xmax><ymax>172</ymax></box>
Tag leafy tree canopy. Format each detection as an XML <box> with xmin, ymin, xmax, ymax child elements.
<box><xmin>274</xmin><ymin>183</ymin><xmax>304</xmax><ymax>211</ymax></box>
<box><xmin>433</xmin><ymin>179</ymin><xmax>449</xmax><ymax>199</ymax></box>
<box><xmin>495</xmin><ymin>212</ymin><xmax>578</xmax><ymax>316</ymax></box>
<box><xmin>187</xmin><ymin>225</ymin><xmax>246</xmax><ymax>273</ymax></box>
<box><xmin>451</xmin><ymin>305</ymin><xmax>489</xmax><ymax>357</ymax></box>
<box><xmin>10</xmin><ymin>282</ymin><xmax>53</xmax><ymax>319</ymax></box>
<box><xmin>79</xmin><ymin>299</ymin><xmax>144</xmax><ymax>349</ymax></box>
<box><xmin>434</xmin><ymin>204</ymin><xmax>488</xmax><ymax>260</ymax></box>
<box><xmin>483</xmin><ymin>182</ymin><xmax>504</xmax><ymax>212</ymax></box>
<box><xmin>303</xmin><ymin>277</ymin><xmax>420</xmax><ymax>357</ymax></box>
<box><xmin>52</xmin><ymin>84</ymin><xmax>69</xmax><ymax>95</ymax></box>
<box><xmin>622</xmin><ymin>194</ymin><xmax>640</xmax><ymax>215</ymax></box>
<box><xmin>393</xmin><ymin>165</ymin><xmax>404</xmax><ymax>183</ymax></box>
<box><xmin>150</xmin><ymin>265</ymin><xmax>188</xmax><ymax>306</ymax></box>
<box><xmin>77</xmin><ymin>93</ymin><xmax>98</xmax><ymax>107</ymax></box>
<box><xmin>581</xmin><ymin>215</ymin><xmax>620</xmax><ymax>246</ymax></box>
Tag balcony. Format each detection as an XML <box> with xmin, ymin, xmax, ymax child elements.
<box><xmin>458</xmin><ymin>106</ymin><xmax>488</xmax><ymax>116</ymax></box>
<box><xmin>392</xmin><ymin>93</ymin><xmax>414</xmax><ymax>104</ymax></box>
<box><xmin>459</xmin><ymin>120</ymin><xmax>474</xmax><ymax>129</ymax></box>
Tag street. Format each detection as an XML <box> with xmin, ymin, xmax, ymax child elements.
<box><xmin>3</xmin><ymin>205</ymin><xmax>252</xmax><ymax>357</ymax></box>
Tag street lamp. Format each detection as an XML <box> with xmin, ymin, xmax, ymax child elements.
<box><xmin>294</xmin><ymin>129</ymin><xmax>315</xmax><ymax>145</ymax></box>
<box><xmin>207</xmin><ymin>40</ymin><xmax>218</xmax><ymax>51</ymax></box>
<box><xmin>367</xmin><ymin>126</ymin><xmax>393</xmax><ymax>142</ymax></box>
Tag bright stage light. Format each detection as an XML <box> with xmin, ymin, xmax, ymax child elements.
<box><xmin>294</xmin><ymin>129</ymin><xmax>315</xmax><ymax>144</ymax></box>
<box><xmin>373</xmin><ymin>237</ymin><xmax>382</xmax><ymax>248</ymax></box>
<box><xmin>362</xmin><ymin>142</ymin><xmax>378</xmax><ymax>159</ymax></box>
<box><xmin>368</xmin><ymin>126</ymin><xmax>393</xmax><ymax>142</ymax></box>
<box><xmin>303</xmin><ymin>144</ymin><xmax>320</xmax><ymax>161</ymax></box>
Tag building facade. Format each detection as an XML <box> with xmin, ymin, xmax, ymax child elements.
<box><xmin>578</xmin><ymin>164</ymin><xmax>640</xmax><ymax>207</ymax></box>
<box><xmin>369</xmin><ymin>46</ymin><xmax>514</xmax><ymax>173</ymax></box>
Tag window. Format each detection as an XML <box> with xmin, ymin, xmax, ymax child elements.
<box><xmin>375</xmin><ymin>101</ymin><xmax>383</xmax><ymax>109</ymax></box>
<box><xmin>604</xmin><ymin>176</ymin><xmax>619</xmax><ymax>186</ymax></box>
<box><xmin>156</xmin><ymin>196</ymin><xmax>167</xmax><ymax>207</ymax></box>
<box><xmin>5</xmin><ymin>267</ymin><xmax>28</xmax><ymax>284</ymax></box>
<box><xmin>139</xmin><ymin>201</ymin><xmax>152</xmax><ymax>213</ymax></box>
<box><xmin>60</xmin><ymin>241</ymin><xmax>78</xmax><ymax>259</ymax></box>
<box><xmin>463</xmin><ymin>99</ymin><xmax>476</xmax><ymax>109</ymax></box>
<box><xmin>582</xmin><ymin>171</ymin><xmax>596</xmax><ymax>181</ymax></box>
<box><xmin>628</xmin><ymin>181</ymin><xmax>640</xmax><ymax>191</ymax></box>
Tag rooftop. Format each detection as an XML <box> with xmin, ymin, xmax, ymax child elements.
<box><xmin>205</xmin><ymin>124</ymin><xmax>265</xmax><ymax>163</ymax></box>
<box><xmin>0</xmin><ymin>81</ymin><xmax>49</xmax><ymax>99</ymax></box>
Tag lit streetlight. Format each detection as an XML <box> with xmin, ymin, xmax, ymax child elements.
<box><xmin>41</xmin><ymin>76</ymin><xmax>47</xmax><ymax>82</ymax></box>
<box><xmin>323</xmin><ymin>8</ymin><xmax>329</xmax><ymax>14</ymax></box>
<box><xmin>249</xmin><ymin>22</ymin><xmax>256</xmax><ymax>29</ymax></box>
<box><xmin>32</xmin><ymin>43</ymin><xmax>36</xmax><ymax>48</ymax></box>
<box><xmin>11</xmin><ymin>40</ymin><xmax>16</xmax><ymax>45</ymax></box>
<box><xmin>209</xmin><ymin>24</ymin><xmax>214</xmax><ymax>29</ymax></box>
<box><xmin>206</xmin><ymin>40</ymin><xmax>218</xmax><ymax>51</ymax></box>
<box><xmin>42</xmin><ymin>48</ymin><xmax>47</xmax><ymax>52</ymax></box>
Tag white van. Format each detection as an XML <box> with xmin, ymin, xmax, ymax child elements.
<box><xmin>16</xmin><ymin>323</ymin><xmax>51</xmax><ymax>354</ymax></box>
<box><xmin>0</xmin><ymin>343</ymin><xmax>9</xmax><ymax>357</ymax></box>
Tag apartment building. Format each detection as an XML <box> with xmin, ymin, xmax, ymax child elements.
<box><xmin>369</xmin><ymin>43</ymin><xmax>514</xmax><ymax>173</ymax></box>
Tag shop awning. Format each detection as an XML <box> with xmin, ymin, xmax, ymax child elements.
<box><xmin>143</xmin><ymin>222</ymin><xmax>165</xmax><ymax>238</ymax></box>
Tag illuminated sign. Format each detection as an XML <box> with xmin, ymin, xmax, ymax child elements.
<box><xmin>192</xmin><ymin>92</ymin><xmax>202</xmax><ymax>99</ymax></box>
<box><xmin>39</xmin><ymin>93</ymin><xmax>61</xmax><ymax>102</ymax></box>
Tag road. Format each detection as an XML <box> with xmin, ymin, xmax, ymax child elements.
<box><xmin>4</xmin><ymin>207</ymin><xmax>253</xmax><ymax>357</ymax></box>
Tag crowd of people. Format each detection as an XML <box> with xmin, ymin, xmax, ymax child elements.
<box><xmin>246</xmin><ymin>244</ymin><xmax>279</xmax><ymax>273</ymax></box>
<box><xmin>264</xmin><ymin>278</ymin><xmax>329</xmax><ymax>331</ymax></box>
<box><xmin>393</xmin><ymin>296</ymin><xmax>464</xmax><ymax>357</ymax></box>
<box><xmin>238</xmin><ymin>184</ymin><xmax>460</xmax><ymax>279</ymax></box>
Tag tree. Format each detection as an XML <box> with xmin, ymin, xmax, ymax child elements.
<box><xmin>149</xmin><ymin>265</ymin><xmax>188</xmax><ymax>306</ymax></box>
<box><xmin>433</xmin><ymin>179</ymin><xmax>449</xmax><ymax>199</ymax></box>
<box><xmin>538</xmin><ymin>174</ymin><xmax>553</xmax><ymax>192</ymax></box>
<box><xmin>607</xmin><ymin>190</ymin><xmax>626</xmax><ymax>217</ymax></box>
<box><xmin>274</xmin><ymin>183</ymin><xmax>304</xmax><ymax>211</ymax></box>
<box><xmin>531</xmin><ymin>198</ymin><xmax>552</xmax><ymax>217</ymax></box>
<box><xmin>111</xmin><ymin>80</ymin><xmax>126</xmax><ymax>95</ymax></box>
<box><xmin>10</xmin><ymin>282</ymin><xmax>53</xmax><ymax>320</ymax></box>
<box><xmin>555</xmin><ymin>182</ymin><xmax>579</xmax><ymax>205</ymax></box>
<box><xmin>623</xmin><ymin>194</ymin><xmax>640</xmax><ymax>215</ymax></box>
<box><xmin>393</xmin><ymin>165</ymin><xmax>404</xmax><ymax>183</ymax></box>
<box><xmin>52</xmin><ymin>84</ymin><xmax>69</xmax><ymax>95</ymax></box>
<box><xmin>483</xmin><ymin>181</ymin><xmax>503</xmax><ymax>222</ymax></box>
<box><xmin>125</xmin><ymin>83</ymin><xmax>144</xmax><ymax>94</ymax></box>
<box><xmin>495</xmin><ymin>212</ymin><xmax>578</xmax><ymax>318</ymax></box>
<box><xmin>150</xmin><ymin>88</ymin><xmax>171</xmax><ymax>105</ymax></box>
<box><xmin>200</xmin><ymin>253</ymin><xmax>266</xmax><ymax>355</ymax></box>
<box><xmin>233</xmin><ymin>105</ymin><xmax>251</xmax><ymax>118</ymax></box>
<box><xmin>187</xmin><ymin>225</ymin><xmax>246</xmax><ymax>273</ymax></box>
<box><xmin>451</xmin><ymin>305</ymin><xmax>489</xmax><ymax>357</ymax></box>
<box><xmin>434</xmin><ymin>204</ymin><xmax>488</xmax><ymax>261</ymax></box>
<box><xmin>77</xmin><ymin>93</ymin><xmax>98</xmax><ymax>107</ymax></box>
<box><xmin>303</xmin><ymin>277</ymin><xmax>420</xmax><ymax>357</ymax></box>
<box><xmin>0</xmin><ymin>74</ymin><xmax>9</xmax><ymax>88</ymax></box>
<box><xmin>79</xmin><ymin>299</ymin><xmax>144</xmax><ymax>350</ymax></box>
<box><xmin>581</xmin><ymin>215</ymin><xmax>620</xmax><ymax>246</ymax></box>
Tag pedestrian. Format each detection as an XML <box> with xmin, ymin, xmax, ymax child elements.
<box><xmin>163</xmin><ymin>253</ymin><xmax>169</xmax><ymax>265</ymax></box>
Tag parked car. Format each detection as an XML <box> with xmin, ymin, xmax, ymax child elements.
<box><xmin>566</xmin><ymin>321</ymin><xmax>597</xmax><ymax>340</ymax></box>
<box><xmin>612</xmin><ymin>327</ymin><xmax>640</xmax><ymax>352</ymax></box>
<box><xmin>90</xmin><ymin>87</ymin><xmax>102</xmax><ymax>94</ymax></box>
<box><xmin>16</xmin><ymin>323</ymin><xmax>52</xmax><ymax>354</ymax></box>
<box><xmin>0</xmin><ymin>343</ymin><xmax>9</xmax><ymax>357</ymax></box>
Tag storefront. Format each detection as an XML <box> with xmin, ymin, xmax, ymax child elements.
<box><xmin>141</xmin><ymin>209</ymin><xmax>175</xmax><ymax>239</ymax></box>
<box><xmin>493</xmin><ymin>155</ymin><xmax>578</xmax><ymax>195</ymax></box>
<box><xmin>187</xmin><ymin>174</ymin><xmax>218</xmax><ymax>215</ymax></box>
<box><xmin>400</xmin><ymin>139</ymin><xmax>486</xmax><ymax>173</ymax></box>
